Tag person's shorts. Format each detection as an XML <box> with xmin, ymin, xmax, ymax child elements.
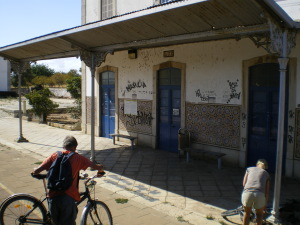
<box><xmin>241</xmin><ymin>190</ymin><xmax>266</xmax><ymax>209</ymax></box>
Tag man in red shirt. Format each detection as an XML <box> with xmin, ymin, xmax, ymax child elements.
<box><xmin>32</xmin><ymin>135</ymin><xmax>104</xmax><ymax>225</ymax></box>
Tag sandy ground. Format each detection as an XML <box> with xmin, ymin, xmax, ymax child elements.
<box><xmin>0</xmin><ymin>97</ymin><xmax>76</xmax><ymax>117</ymax></box>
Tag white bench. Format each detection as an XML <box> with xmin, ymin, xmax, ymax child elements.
<box><xmin>110</xmin><ymin>134</ymin><xmax>137</xmax><ymax>150</ymax></box>
<box><xmin>182</xmin><ymin>147</ymin><xmax>226</xmax><ymax>169</ymax></box>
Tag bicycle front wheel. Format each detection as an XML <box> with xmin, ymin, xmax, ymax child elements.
<box><xmin>81</xmin><ymin>201</ymin><xmax>113</xmax><ymax>225</ymax></box>
<box><xmin>221</xmin><ymin>206</ymin><xmax>243</xmax><ymax>225</ymax></box>
<box><xmin>0</xmin><ymin>194</ymin><xmax>48</xmax><ymax>225</ymax></box>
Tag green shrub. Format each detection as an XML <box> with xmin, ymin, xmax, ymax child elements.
<box><xmin>25</xmin><ymin>88</ymin><xmax>58</xmax><ymax>122</ymax></box>
<box><xmin>66</xmin><ymin>76</ymin><xmax>82</xmax><ymax>119</ymax></box>
<box><xmin>66</xmin><ymin>76</ymin><xmax>81</xmax><ymax>99</ymax></box>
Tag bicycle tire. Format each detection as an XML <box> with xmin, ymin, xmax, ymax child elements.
<box><xmin>80</xmin><ymin>201</ymin><xmax>113</xmax><ymax>225</ymax></box>
<box><xmin>221</xmin><ymin>206</ymin><xmax>244</xmax><ymax>225</ymax></box>
<box><xmin>0</xmin><ymin>194</ymin><xmax>48</xmax><ymax>225</ymax></box>
<box><xmin>221</xmin><ymin>208</ymin><xmax>241</xmax><ymax>217</ymax></box>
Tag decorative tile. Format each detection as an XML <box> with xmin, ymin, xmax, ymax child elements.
<box><xmin>186</xmin><ymin>103</ymin><xmax>240</xmax><ymax>149</ymax></box>
<box><xmin>119</xmin><ymin>100</ymin><xmax>153</xmax><ymax>134</ymax></box>
<box><xmin>86</xmin><ymin>96</ymin><xmax>97</xmax><ymax>124</ymax></box>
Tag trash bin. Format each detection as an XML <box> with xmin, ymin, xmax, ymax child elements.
<box><xmin>178</xmin><ymin>128</ymin><xmax>190</xmax><ymax>158</ymax></box>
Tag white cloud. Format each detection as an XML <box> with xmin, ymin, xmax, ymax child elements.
<box><xmin>37</xmin><ymin>57</ymin><xmax>81</xmax><ymax>73</ymax></box>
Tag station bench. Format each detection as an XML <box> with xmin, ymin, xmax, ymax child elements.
<box><xmin>109</xmin><ymin>134</ymin><xmax>137</xmax><ymax>150</ymax></box>
<box><xmin>182</xmin><ymin>147</ymin><xmax>226</xmax><ymax>169</ymax></box>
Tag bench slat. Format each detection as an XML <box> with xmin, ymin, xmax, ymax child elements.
<box><xmin>109</xmin><ymin>134</ymin><xmax>137</xmax><ymax>150</ymax></box>
<box><xmin>181</xmin><ymin>147</ymin><xmax>225</xmax><ymax>169</ymax></box>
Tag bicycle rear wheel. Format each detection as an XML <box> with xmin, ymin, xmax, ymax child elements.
<box><xmin>0</xmin><ymin>194</ymin><xmax>48</xmax><ymax>225</ymax></box>
<box><xmin>81</xmin><ymin>201</ymin><xmax>112</xmax><ymax>225</ymax></box>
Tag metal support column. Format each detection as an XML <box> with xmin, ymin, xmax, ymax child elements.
<box><xmin>267</xmin><ymin>29</ymin><xmax>290</xmax><ymax>225</ymax></box>
<box><xmin>80</xmin><ymin>50</ymin><xmax>112</xmax><ymax>163</ymax></box>
<box><xmin>9</xmin><ymin>60</ymin><xmax>31</xmax><ymax>143</ymax></box>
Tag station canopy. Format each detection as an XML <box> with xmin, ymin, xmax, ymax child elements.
<box><xmin>0</xmin><ymin>0</ymin><xmax>298</xmax><ymax>62</ymax></box>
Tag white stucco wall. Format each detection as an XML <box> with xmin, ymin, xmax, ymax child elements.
<box><xmin>0</xmin><ymin>57</ymin><xmax>10</xmax><ymax>92</ymax></box>
<box><xmin>90</xmin><ymin>38</ymin><xmax>266</xmax><ymax>105</ymax></box>
<box><xmin>85</xmin><ymin>0</ymin><xmax>101</xmax><ymax>23</ymax></box>
<box><xmin>82</xmin><ymin>31</ymin><xmax>300</xmax><ymax>177</ymax></box>
<box><xmin>117</xmin><ymin>0</ymin><xmax>155</xmax><ymax>15</ymax></box>
<box><xmin>84</xmin><ymin>0</ymin><xmax>155</xmax><ymax>23</ymax></box>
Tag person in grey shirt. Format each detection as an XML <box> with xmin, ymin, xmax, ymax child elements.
<box><xmin>241</xmin><ymin>159</ymin><xmax>270</xmax><ymax>225</ymax></box>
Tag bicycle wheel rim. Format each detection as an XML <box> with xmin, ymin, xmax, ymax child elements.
<box><xmin>0</xmin><ymin>195</ymin><xmax>48</xmax><ymax>225</ymax></box>
<box><xmin>221</xmin><ymin>209</ymin><xmax>239</xmax><ymax>217</ymax></box>
<box><xmin>81</xmin><ymin>201</ymin><xmax>112</xmax><ymax>225</ymax></box>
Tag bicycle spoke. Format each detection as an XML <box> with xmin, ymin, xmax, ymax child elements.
<box><xmin>82</xmin><ymin>201</ymin><xmax>112</xmax><ymax>225</ymax></box>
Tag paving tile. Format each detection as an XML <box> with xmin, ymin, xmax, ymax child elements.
<box><xmin>1</xmin><ymin>115</ymin><xmax>300</xmax><ymax>225</ymax></box>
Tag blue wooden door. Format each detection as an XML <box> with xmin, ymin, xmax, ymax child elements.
<box><xmin>157</xmin><ymin>68</ymin><xmax>181</xmax><ymax>152</ymax></box>
<box><xmin>248</xmin><ymin>63</ymin><xmax>287</xmax><ymax>173</ymax></box>
<box><xmin>100</xmin><ymin>71</ymin><xmax>115</xmax><ymax>138</ymax></box>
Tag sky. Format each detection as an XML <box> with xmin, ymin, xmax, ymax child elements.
<box><xmin>0</xmin><ymin>0</ymin><xmax>82</xmax><ymax>73</ymax></box>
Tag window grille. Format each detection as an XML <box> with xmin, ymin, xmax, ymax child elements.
<box><xmin>102</xmin><ymin>0</ymin><xmax>114</xmax><ymax>20</ymax></box>
<box><xmin>161</xmin><ymin>0</ymin><xmax>178</xmax><ymax>4</ymax></box>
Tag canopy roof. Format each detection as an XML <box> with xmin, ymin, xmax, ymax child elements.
<box><xmin>0</xmin><ymin>0</ymin><xmax>298</xmax><ymax>62</ymax></box>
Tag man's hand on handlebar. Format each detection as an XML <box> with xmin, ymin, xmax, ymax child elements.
<box><xmin>97</xmin><ymin>171</ymin><xmax>105</xmax><ymax>177</ymax></box>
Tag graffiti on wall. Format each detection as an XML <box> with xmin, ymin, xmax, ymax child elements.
<box><xmin>121</xmin><ymin>106</ymin><xmax>153</xmax><ymax>127</ymax></box>
<box><xmin>241</xmin><ymin>113</ymin><xmax>247</xmax><ymax>129</ymax></box>
<box><xmin>227</xmin><ymin>79</ymin><xmax>241</xmax><ymax>103</ymax></box>
<box><xmin>119</xmin><ymin>100</ymin><xmax>153</xmax><ymax>134</ymax></box>
<box><xmin>195</xmin><ymin>89</ymin><xmax>209</xmax><ymax>101</ymax></box>
<box><xmin>295</xmin><ymin>109</ymin><xmax>300</xmax><ymax>158</ymax></box>
<box><xmin>121</xmin><ymin>79</ymin><xmax>153</xmax><ymax>97</ymax></box>
<box><xmin>126</xmin><ymin>80</ymin><xmax>147</xmax><ymax>92</ymax></box>
<box><xmin>242</xmin><ymin>137</ymin><xmax>247</xmax><ymax>149</ymax></box>
<box><xmin>195</xmin><ymin>89</ymin><xmax>216</xmax><ymax>102</ymax></box>
<box><xmin>288</xmin><ymin>110</ymin><xmax>295</xmax><ymax>144</ymax></box>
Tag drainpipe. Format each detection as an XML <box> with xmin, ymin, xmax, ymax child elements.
<box><xmin>268</xmin><ymin>30</ymin><xmax>289</xmax><ymax>224</ymax></box>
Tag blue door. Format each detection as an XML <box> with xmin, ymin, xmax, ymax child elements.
<box><xmin>248</xmin><ymin>63</ymin><xmax>287</xmax><ymax>173</ymax></box>
<box><xmin>100</xmin><ymin>71</ymin><xmax>115</xmax><ymax>138</ymax></box>
<box><xmin>157</xmin><ymin>68</ymin><xmax>181</xmax><ymax>152</ymax></box>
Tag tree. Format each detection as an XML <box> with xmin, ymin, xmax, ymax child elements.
<box><xmin>67</xmin><ymin>69</ymin><xmax>80</xmax><ymax>77</ymax></box>
<box><xmin>31</xmin><ymin>64</ymin><xmax>55</xmax><ymax>77</ymax></box>
<box><xmin>51</xmin><ymin>73</ymin><xmax>72</xmax><ymax>86</ymax></box>
<box><xmin>10</xmin><ymin>63</ymin><xmax>55</xmax><ymax>88</ymax></box>
<box><xmin>31</xmin><ymin>76</ymin><xmax>49</xmax><ymax>86</ymax></box>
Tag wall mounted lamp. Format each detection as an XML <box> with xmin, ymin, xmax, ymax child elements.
<box><xmin>128</xmin><ymin>49</ymin><xmax>137</xmax><ymax>59</ymax></box>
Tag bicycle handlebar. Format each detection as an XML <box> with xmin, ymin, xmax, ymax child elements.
<box><xmin>31</xmin><ymin>173</ymin><xmax>47</xmax><ymax>180</ymax></box>
<box><xmin>31</xmin><ymin>172</ymin><xmax>105</xmax><ymax>181</ymax></box>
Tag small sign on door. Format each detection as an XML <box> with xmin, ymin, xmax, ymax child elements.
<box><xmin>173</xmin><ymin>108</ymin><xmax>180</xmax><ymax>116</ymax></box>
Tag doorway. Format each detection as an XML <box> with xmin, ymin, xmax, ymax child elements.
<box><xmin>100</xmin><ymin>71</ymin><xmax>115</xmax><ymax>138</ymax></box>
<box><xmin>247</xmin><ymin>63</ymin><xmax>287</xmax><ymax>173</ymax></box>
<box><xmin>157</xmin><ymin>67</ymin><xmax>181</xmax><ymax>152</ymax></box>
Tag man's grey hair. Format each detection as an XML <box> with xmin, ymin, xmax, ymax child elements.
<box><xmin>63</xmin><ymin>136</ymin><xmax>78</xmax><ymax>149</ymax></box>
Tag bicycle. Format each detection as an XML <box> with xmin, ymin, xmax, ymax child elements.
<box><xmin>221</xmin><ymin>205</ymin><xmax>272</xmax><ymax>225</ymax></box>
<box><xmin>0</xmin><ymin>172</ymin><xmax>113</xmax><ymax>225</ymax></box>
